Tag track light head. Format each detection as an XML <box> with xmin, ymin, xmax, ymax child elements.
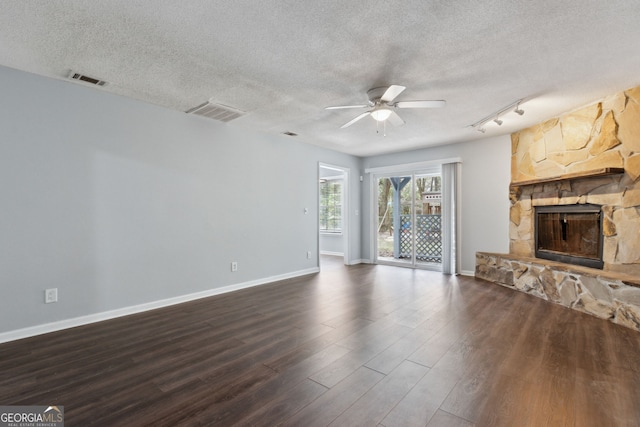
<box><xmin>494</xmin><ymin>118</ymin><xmax>503</xmax><ymax>126</ymax></box>
<box><xmin>477</xmin><ymin>127</ymin><xmax>486</xmax><ymax>133</ymax></box>
<box><xmin>514</xmin><ymin>108</ymin><xmax>525</xmax><ymax>116</ymax></box>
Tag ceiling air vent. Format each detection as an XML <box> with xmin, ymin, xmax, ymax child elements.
<box><xmin>185</xmin><ymin>102</ymin><xmax>245</xmax><ymax>122</ymax></box>
<box><xmin>68</xmin><ymin>71</ymin><xmax>108</xmax><ymax>86</ymax></box>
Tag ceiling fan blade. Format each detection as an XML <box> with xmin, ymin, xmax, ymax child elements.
<box><xmin>325</xmin><ymin>104</ymin><xmax>369</xmax><ymax>110</ymax></box>
<box><xmin>341</xmin><ymin>112</ymin><xmax>371</xmax><ymax>128</ymax></box>
<box><xmin>394</xmin><ymin>100</ymin><xmax>446</xmax><ymax>109</ymax></box>
<box><xmin>380</xmin><ymin>85</ymin><xmax>406</xmax><ymax>102</ymax></box>
<box><xmin>387</xmin><ymin>111</ymin><xmax>405</xmax><ymax>127</ymax></box>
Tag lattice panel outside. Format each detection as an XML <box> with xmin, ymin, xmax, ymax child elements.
<box><xmin>400</xmin><ymin>215</ymin><xmax>442</xmax><ymax>263</ymax></box>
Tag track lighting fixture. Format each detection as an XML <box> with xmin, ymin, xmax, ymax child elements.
<box><xmin>470</xmin><ymin>98</ymin><xmax>528</xmax><ymax>133</ymax></box>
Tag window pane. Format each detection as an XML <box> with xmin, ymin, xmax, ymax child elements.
<box><xmin>319</xmin><ymin>179</ymin><xmax>342</xmax><ymax>232</ymax></box>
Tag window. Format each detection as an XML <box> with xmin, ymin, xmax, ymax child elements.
<box><xmin>319</xmin><ymin>178</ymin><xmax>342</xmax><ymax>233</ymax></box>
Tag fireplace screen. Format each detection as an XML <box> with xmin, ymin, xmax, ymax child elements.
<box><xmin>535</xmin><ymin>204</ymin><xmax>603</xmax><ymax>269</ymax></box>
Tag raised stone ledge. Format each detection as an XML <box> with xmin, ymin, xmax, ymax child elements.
<box><xmin>476</xmin><ymin>252</ymin><xmax>640</xmax><ymax>332</ymax></box>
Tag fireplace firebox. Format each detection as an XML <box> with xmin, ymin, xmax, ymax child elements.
<box><xmin>534</xmin><ymin>204</ymin><xmax>604</xmax><ymax>269</ymax></box>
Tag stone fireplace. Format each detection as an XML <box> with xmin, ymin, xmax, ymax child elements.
<box><xmin>476</xmin><ymin>84</ymin><xmax>640</xmax><ymax>331</ymax></box>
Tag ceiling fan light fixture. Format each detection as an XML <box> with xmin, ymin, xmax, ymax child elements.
<box><xmin>371</xmin><ymin>107</ymin><xmax>392</xmax><ymax>122</ymax></box>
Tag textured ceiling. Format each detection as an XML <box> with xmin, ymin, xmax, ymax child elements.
<box><xmin>1</xmin><ymin>1</ymin><xmax>640</xmax><ymax>156</ymax></box>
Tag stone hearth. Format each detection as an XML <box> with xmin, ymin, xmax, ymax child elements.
<box><xmin>476</xmin><ymin>252</ymin><xmax>640</xmax><ymax>331</ymax></box>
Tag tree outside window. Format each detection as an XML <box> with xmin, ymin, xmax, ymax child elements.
<box><xmin>320</xmin><ymin>178</ymin><xmax>342</xmax><ymax>233</ymax></box>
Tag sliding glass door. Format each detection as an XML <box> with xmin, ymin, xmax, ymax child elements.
<box><xmin>377</xmin><ymin>175</ymin><xmax>412</xmax><ymax>266</ymax></box>
<box><xmin>375</xmin><ymin>172</ymin><xmax>442</xmax><ymax>270</ymax></box>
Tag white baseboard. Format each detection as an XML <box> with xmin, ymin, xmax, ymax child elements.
<box><xmin>320</xmin><ymin>251</ymin><xmax>344</xmax><ymax>257</ymax></box>
<box><xmin>460</xmin><ymin>269</ymin><xmax>475</xmax><ymax>277</ymax></box>
<box><xmin>319</xmin><ymin>255</ymin><xmax>368</xmax><ymax>265</ymax></box>
<box><xmin>0</xmin><ymin>267</ymin><xmax>320</xmax><ymax>344</ymax></box>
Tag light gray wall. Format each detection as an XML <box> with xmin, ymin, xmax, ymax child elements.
<box><xmin>362</xmin><ymin>137</ymin><xmax>511</xmax><ymax>273</ymax></box>
<box><xmin>0</xmin><ymin>65</ymin><xmax>361</xmax><ymax>334</ymax></box>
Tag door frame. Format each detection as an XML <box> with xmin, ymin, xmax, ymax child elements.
<box><xmin>366</xmin><ymin>158</ymin><xmax>461</xmax><ymax>270</ymax></box>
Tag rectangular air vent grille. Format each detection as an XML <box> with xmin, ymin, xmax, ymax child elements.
<box><xmin>68</xmin><ymin>71</ymin><xmax>108</xmax><ymax>86</ymax></box>
<box><xmin>186</xmin><ymin>102</ymin><xmax>245</xmax><ymax>122</ymax></box>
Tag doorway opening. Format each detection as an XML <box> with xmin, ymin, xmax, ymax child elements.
<box><xmin>319</xmin><ymin>163</ymin><xmax>350</xmax><ymax>267</ymax></box>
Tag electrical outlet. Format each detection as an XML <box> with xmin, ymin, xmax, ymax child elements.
<box><xmin>231</xmin><ymin>261</ymin><xmax>238</xmax><ymax>272</ymax></box>
<box><xmin>307</xmin><ymin>251</ymin><xmax>312</xmax><ymax>259</ymax></box>
<box><xmin>45</xmin><ymin>288</ymin><xmax>58</xmax><ymax>304</ymax></box>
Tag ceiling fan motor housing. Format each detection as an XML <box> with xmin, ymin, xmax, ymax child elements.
<box><xmin>367</xmin><ymin>87</ymin><xmax>389</xmax><ymax>102</ymax></box>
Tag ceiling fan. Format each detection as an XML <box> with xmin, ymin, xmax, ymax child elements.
<box><xmin>326</xmin><ymin>85</ymin><xmax>446</xmax><ymax>130</ymax></box>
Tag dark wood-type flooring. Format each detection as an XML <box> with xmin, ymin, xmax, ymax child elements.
<box><xmin>2</xmin><ymin>255</ymin><xmax>640</xmax><ymax>426</ymax></box>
